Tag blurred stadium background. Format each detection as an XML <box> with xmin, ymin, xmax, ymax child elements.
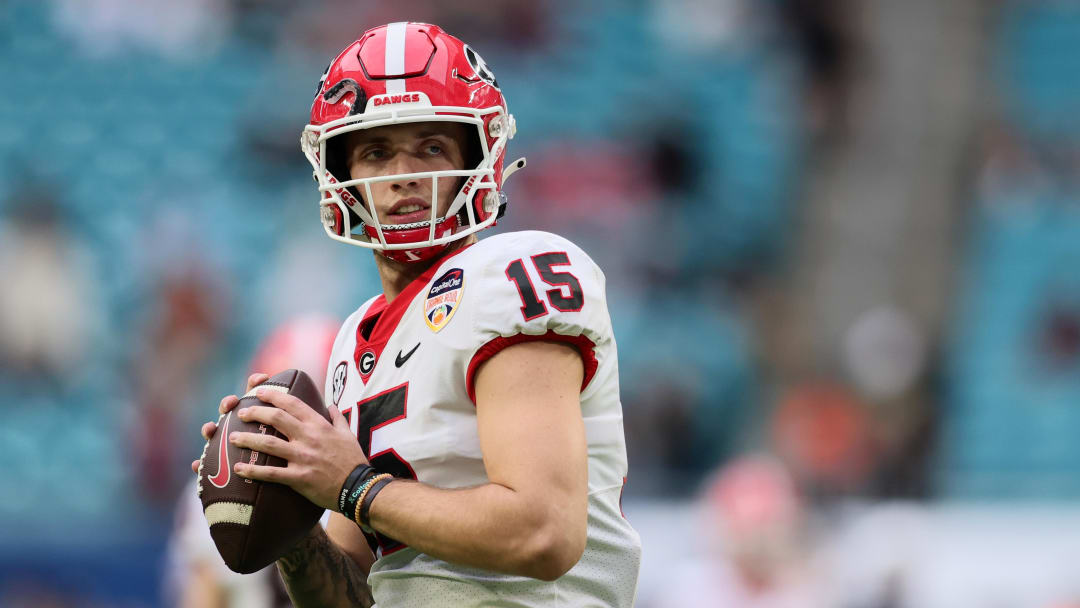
<box><xmin>1</xmin><ymin>0</ymin><xmax>1079</xmax><ymax>605</ymax></box>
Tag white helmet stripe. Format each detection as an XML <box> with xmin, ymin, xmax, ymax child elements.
<box><xmin>385</xmin><ymin>21</ymin><xmax>408</xmax><ymax>95</ymax></box>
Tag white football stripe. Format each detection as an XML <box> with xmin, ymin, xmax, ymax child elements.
<box><xmin>242</xmin><ymin>384</ymin><xmax>289</xmax><ymax>398</ymax></box>
<box><xmin>204</xmin><ymin>502</ymin><xmax>253</xmax><ymax>526</ymax></box>
<box><xmin>385</xmin><ymin>21</ymin><xmax>407</xmax><ymax>95</ymax></box>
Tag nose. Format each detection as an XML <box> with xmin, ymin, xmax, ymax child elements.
<box><xmin>387</xmin><ymin>153</ymin><xmax>425</xmax><ymax>191</ymax></box>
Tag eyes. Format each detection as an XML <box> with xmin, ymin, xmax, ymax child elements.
<box><xmin>360</xmin><ymin>147</ymin><xmax>387</xmax><ymax>161</ymax></box>
<box><xmin>358</xmin><ymin>140</ymin><xmax>447</xmax><ymax>162</ymax></box>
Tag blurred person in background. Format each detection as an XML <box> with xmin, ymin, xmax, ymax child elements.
<box><xmin>167</xmin><ymin>315</ymin><xmax>339</xmax><ymax>608</ymax></box>
<box><xmin>197</xmin><ymin>22</ymin><xmax>640</xmax><ymax>607</ymax></box>
<box><xmin>651</xmin><ymin>455</ymin><xmax>825</xmax><ymax>608</ymax></box>
<box><xmin>777</xmin><ymin>0</ymin><xmax>857</xmax><ymax>139</ymax></box>
<box><xmin>770</xmin><ymin>382</ymin><xmax>877</xmax><ymax>499</ymax></box>
<box><xmin>0</xmin><ymin>189</ymin><xmax>102</xmax><ymax>388</ymax></box>
<box><xmin>618</xmin><ymin>285</ymin><xmax>758</xmax><ymax>493</ymax></box>
<box><xmin>133</xmin><ymin>258</ymin><xmax>229</xmax><ymax>505</ymax></box>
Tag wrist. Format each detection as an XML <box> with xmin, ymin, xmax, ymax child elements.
<box><xmin>358</xmin><ymin>475</ymin><xmax>395</xmax><ymax>532</ymax></box>
<box><xmin>338</xmin><ymin>463</ymin><xmax>377</xmax><ymax>517</ymax></box>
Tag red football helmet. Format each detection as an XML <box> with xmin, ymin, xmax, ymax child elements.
<box><xmin>302</xmin><ymin>22</ymin><xmax>526</xmax><ymax>262</ymax></box>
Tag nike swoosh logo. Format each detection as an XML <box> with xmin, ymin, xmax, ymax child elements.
<box><xmin>395</xmin><ymin>343</ymin><xmax>420</xmax><ymax>367</ymax></box>
<box><xmin>208</xmin><ymin>412</ymin><xmax>232</xmax><ymax>488</ymax></box>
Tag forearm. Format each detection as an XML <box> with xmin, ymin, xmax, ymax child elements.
<box><xmin>368</xmin><ymin>479</ymin><xmax>583</xmax><ymax>580</ymax></box>
<box><xmin>276</xmin><ymin>525</ymin><xmax>375</xmax><ymax>608</ymax></box>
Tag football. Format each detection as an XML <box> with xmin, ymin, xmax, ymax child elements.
<box><xmin>197</xmin><ymin>369</ymin><xmax>329</xmax><ymax>573</ymax></box>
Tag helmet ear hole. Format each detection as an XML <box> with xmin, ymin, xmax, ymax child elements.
<box><xmin>452</xmin><ymin>128</ymin><xmax>485</xmax><ymax>228</ymax></box>
<box><xmin>325</xmin><ymin>134</ymin><xmax>352</xmax><ymax>185</ymax></box>
<box><xmin>465</xmin><ymin>129</ymin><xmax>484</xmax><ymax>172</ymax></box>
<box><xmin>325</xmin><ymin>133</ymin><xmax>367</xmax><ymax>226</ymax></box>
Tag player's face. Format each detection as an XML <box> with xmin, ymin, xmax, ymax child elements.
<box><xmin>345</xmin><ymin>122</ymin><xmax>470</xmax><ymax>226</ymax></box>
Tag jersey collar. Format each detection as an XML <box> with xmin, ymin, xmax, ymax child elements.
<box><xmin>354</xmin><ymin>243</ymin><xmax>473</xmax><ymax>366</ymax></box>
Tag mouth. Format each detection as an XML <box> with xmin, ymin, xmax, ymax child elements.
<box><xmin>386</xmin><ymin>197</ymin><xmax>433</xmax><ymax>225</ymax></box>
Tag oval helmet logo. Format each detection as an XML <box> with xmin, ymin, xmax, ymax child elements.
<box><xmin>313</xmin><ymin>62</ymin><xmax>331</xmax><ymax>98</ymax></box>
<box><xmin>464</xmin><ymin>45</ymin><xmax>499</xmax><ymax>89</ymax></box>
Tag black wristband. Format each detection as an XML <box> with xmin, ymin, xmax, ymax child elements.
<box><xmin>359</xmin><ymin>476</ymin><xmax>395</xmax><ymax>529</ymax></box>
<box><xmin>338</xmin><ymin>464</ymin><xmax>375</xmax><ymax>515</ymax></box>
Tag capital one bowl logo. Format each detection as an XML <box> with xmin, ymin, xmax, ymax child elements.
<box><xmin>425</xmin><ymin>268</ymin><xmax>465</xmax><ymax>332</ymax></box>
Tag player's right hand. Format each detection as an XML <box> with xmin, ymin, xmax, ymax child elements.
<box><xmin>190</xmin><ymin>372</ymin><xmax>270</xmax><ymax>475</ymax></box>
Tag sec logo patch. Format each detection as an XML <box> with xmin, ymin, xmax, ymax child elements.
<box><xmin>425</xmin><ymin>268</ymin><xmax>464</xmax><ymax>332</ymax></box>
<box><xmin>332</xmin><ymin>361</ymin><xmax>347</xmax><ymax>405</ymax></box>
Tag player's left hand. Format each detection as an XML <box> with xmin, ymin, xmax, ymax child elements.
<box><xmin>228</xmin><ymin>387</ymin><xmax>370</xmax><ymax>512</ymax></box>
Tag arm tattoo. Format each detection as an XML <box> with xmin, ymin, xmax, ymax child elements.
<box><xmin>277</xmin><ymin>526</ymin><xmax>375</xmax><ymax>608</ymax></box>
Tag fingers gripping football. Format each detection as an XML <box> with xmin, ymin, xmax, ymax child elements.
<box><xmin>244</xmin><ymin>372</ymin><xmax>271</xmax><ymax>393</ymax></box>
<box><xmin>197</xmin><ymin>370</ymin><xmax>331</xmax><ymax>574</ymax></box>
<box><xmin>229</xmin><ymin>428</ymin><xmax>295</xmax><ymax>460</ymax></box>
<box><xmin>190</xmin><ymin>373</ymin><xmax>272</xmax><ymax>475</ymax></box>
<box><xmin>197</xmin><ymin>374</ymin><xmax>270</xmax><ymax>445</ymax></box>
<box><xmin>230</xmin><ymin>386</ymin><xmax>370</xmax><ymax>511</ymax></box>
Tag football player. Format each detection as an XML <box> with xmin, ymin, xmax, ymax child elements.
<box><xmin>194</xmin><ymin>22</ymin><xmax>641</xmax><ymax>607</ymax></box>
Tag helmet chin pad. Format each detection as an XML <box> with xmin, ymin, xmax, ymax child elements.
<box><xmin>364</xmin><ymin>215</ymin><xmax>461</xmax><ymax>263</ymax></box>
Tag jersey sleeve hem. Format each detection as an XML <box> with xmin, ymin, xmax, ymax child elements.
<box><xmin>465</xmin><ymin>330</ymin><xmax>599</xmax><ymax>405</ymax></box>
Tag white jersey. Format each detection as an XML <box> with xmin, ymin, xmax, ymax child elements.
<box><xmin>324</xmin><ymin>230</ymin><xmax>641</xmax><ymax>607</ymax></box>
